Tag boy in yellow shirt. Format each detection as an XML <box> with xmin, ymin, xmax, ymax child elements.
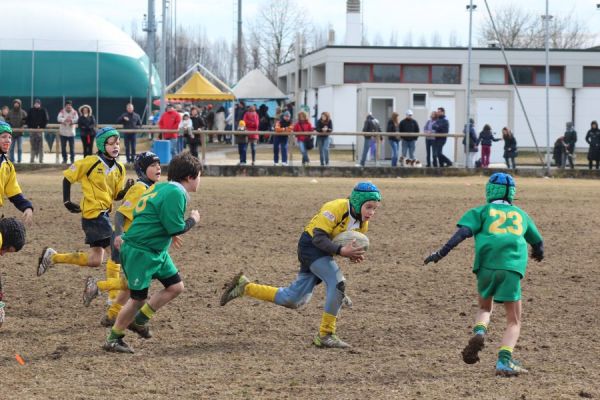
<box><xmin>37</xmin><ymin>127</ymin><xmax>132</xmax><ymax>283</ymax></box>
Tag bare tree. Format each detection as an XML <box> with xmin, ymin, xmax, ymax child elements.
<box><xmin>247</xmin><ymin>0</ymin><xmax>312</xmax><ymax>82</ymax></box>
<box><xmin>478</xmin><ymin>4</ymin><xmax>590</xmax><ymax>49</ymax></box>
<box><xmin>403</xmin><ymin>31</ymin><xmax>413</xmax><ymax>46</ymax></box>
<box><xmin>431</xmin><ymin>31</ymin><xmax>442</xmax><ymax>47</ymax></box>
<box><xmin>448</xmin><ymin>30</ymin><xmax>459</xmax><ymax>47</ymax></box>
<box><xmin>389</xmin><ymin>30</ymin><xmax>398</xmax><ymax>46</ymax></box>
<box><xmin>372</xmin><ymin>32</ymin><xmax>384</xmax><ymax>46</ymax></box>
<box><xmin>418</xmin><ymin>34</ymin><xmax>428</xmax><ymax>47</ymax></box>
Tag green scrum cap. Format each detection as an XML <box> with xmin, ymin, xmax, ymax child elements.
<box><xmin>349</xmin><ymin>182</ymin><xmax>382</xmax><ymax>214</ymax></box>
<box><xmin>0</xmin><ymin>121</ymin><xmax>13</xmax><ymax>136</ymax></box>
<box><xmin>95</xmin><ymin>126</ymin><xmax>120</xmax><ymax>154</ymax></box>
<box><xmin>486</xmin><ymin>172</ymin><xmax>516</xmax><ymax>203</ymax></box>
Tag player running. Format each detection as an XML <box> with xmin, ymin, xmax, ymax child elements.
<box><xmin>37</xmin><ymin>127</ymin><xmax>132</xmax><ymax>282</ymax></box>
<box><xmin>424</xmin><ymin>172</ymin><xmax>544</xmax><ymax>377</ymax></box>
<box><xmin>82</xmin><ymin>152</ymin><xmax>162</xmax><ymax>328</ymax></box>
<box><xmin>220</xmin><ymin>182</ymin><xmax>381</xmax><ymax>349</ymax></box>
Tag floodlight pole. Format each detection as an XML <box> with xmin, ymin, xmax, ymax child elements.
<box><xmin>160</xmin><ymin>0</ymin><xmax>168</xmax><ymax>117</ymax></box>
<box><xmin>237</xmin><ymin>0</ymin><xmax>243</xmax><ymax>82</ymax></box>
<box><xmin>543</xmin><ymin>1</ymin><xmax>552</xmax><ymax>173</ymax></box>
<box><xmin>465</xmin><ymin>1</ymin><xmax>476</xmax><ymax>169</ymax></box>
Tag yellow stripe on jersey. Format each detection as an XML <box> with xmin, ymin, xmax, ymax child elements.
<box><xmin>117</xmin><ymin>181</ymin><xmax>149</xmax><ymax>232</ymax></box>
<box><xmin>304</xmin><ymin>198</ymin><xmax>368</xmax><ymax>238</ymax></box>
<box><xmin>0</xmin><ymin>158</ymin><xmax>23</xmax><ymax>207</ymax></box>
<box><xmin>63</xmin><ymin>155</ymin><xmax>126</xmax><ymax>219</ymax></box>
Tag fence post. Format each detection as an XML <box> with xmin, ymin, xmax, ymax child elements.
<box><xmin>55</xmin><ymin>132</ymin><xmax>59</xmax><ymax>163</ymax></box>
<box><xmin>201</xmin><ymin>131</ymin><xmax>206</xmax><ymax>165</ymax></box>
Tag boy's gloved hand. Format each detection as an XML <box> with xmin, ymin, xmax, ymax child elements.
<box><xmin>424</xmin><ymin>251</ymin><xmax>443</xmax><ymax>265</ymax></box>
<box><xmin>531</xmin><ymin>250</ymin><xmax>544</xmax><ymax>262</ymax></box>
<box><xmin>64</xmin><ymin>201</ymin><xmax>81</xmax><ymax>213</ymax></box>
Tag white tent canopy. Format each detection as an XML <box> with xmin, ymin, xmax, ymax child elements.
<box><xmin>233</xmin><ymin>69</ymin><xmax>287</xmax><ymax>100</ymax></box>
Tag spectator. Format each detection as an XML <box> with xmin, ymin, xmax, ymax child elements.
<box><xmin>502</xmin><ymin>127</ymin><xmax>517</xmax><ymax>170</ymax></box>
<box><xmin>243</xmin><ymin>105</ymin><xmax>260</xmax><ymax>166</ymax></box>
<box><xmin>478</xmin><ymin>124</ymin><xmax>500</xmax><ymax>168</ymax></box>
<box><xmin>386</xmin><ymin>112</ymin><xmax>401</xmax><ymax>167</ymax></box>
<box><xmin>286</xmin><ymin>102</ymin><xmax>294</xmax><ymax>121</ymax></box>
<box><xmin>57</xmin><ymin>100</ymin><xmax>78</xmax><ymax>164</ymax></box>
<box><xmin>585</xmin><ymin>120</ymin><xmax>600</xmax><ymax>170</ymax></box>
<box><xmin>215</xmin><ymin>105</ymin><xmax>226</xmax><ymax>144</ymax></box>
<box><xmin>399</xmin><ymin>109</ymin><xmax>420</xmax><ymax>166</ymax></box>
<box><xmin>158</xmin><ymin>104</ymin><xmax>182</xmax><ymax>159</ymax></box>
<box><xmin>258</xmin><ymin>104</ymin><xmax>271</xmax><ymax>144</ymax></box>
<box><xmin>224</xmin><ymin>106</ymin><xmax>234</xmax><ymax>144</ymax></box>
<box><xmin>359</xmin><ymin>114</ymin><xmax>381</xmax><ymax>167</ymax></box>
<box><xmin>234</xmin><ymin>101</ymin><xmax>246</xmax><ymax>129</ymax></box>
<box><xmin>423</xmin><ymin>111</ymin><xmax>437</xmax><ymax>167</ymax></box>
<box><xmin>117</xmin><ymin>103</ymin><xmax>142</xmax><ymax>163</ymax></box>
<box><xmin>462</xmin><ymin>118</ymin><xmax>478</xmax><ymax>168</ymax></box>
<box><xmin>0</xmin><ymin>106</ymin><xmax>8</xmax><ymax>122</ymax></box>
<box><xmin>315</xmin><ymin>112</ymin><xmax>333</xmax><ymax>166</ymax></box>
<box><xmin>294</xmin><ymin>111</ymin><xmax>314</xmax><ymax>166</ymax></box>
<box><xmin>7</xmin><ymin>99</ymin><xmax>27</xmax><ymax>163</ymax></box>
<box><xmin>563</xmin><ymin>122</ymin><xmax>577</xmax><ymax>169</ymax></box>
<box><xmin>178</xmin><ymin>112</ymin><xmax>193</xmax><ymax>154</ymax></box>
<box><xmin>273</xmin><ymin>111</ymin><xmax>292</xmax><ymax>166</ymax></box>
<box><xmin>26</xmin><ymin>99</ymin><xmax>49</xmax><ymax>163</ymax></box>
<box><xmin>206</xmin><ymin>104</ymin><xmax>216</xmax><ymax>142</ymax></box>
<box><xmin>77</xmin><ymin>105</ymin><xmax>96</xmax><ymax>157</ymax></box>
<box><xmin>188</xmin><ymin>106</ymin><xmax>204</xmax><ymax>158</ymax></box>
<box><xmin>432</xmin><ymin>107</ymin><xmax>452</xmax><ymax>167</ymax></box>
<box><xmin>553</xmin><ymin>136</ymin><xmax>567</xmax><ymax>167</ymax></box>
<box><xmin>236</xmin><ymin>120</ymin><xmax>248</xmax><ymax>165</ymax></box>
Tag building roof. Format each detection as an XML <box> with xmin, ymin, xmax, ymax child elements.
<box><xmin>233</xmin><ymin>69</ymin><xmax>287</xmax><ymax>100</ymax></box>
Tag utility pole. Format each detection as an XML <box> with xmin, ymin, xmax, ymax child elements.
<box><xmin>465</xmin><ymin>1</ymin><xmax>476</xmax><ymax>168</ymax></box>
<box><xmin>542</xmin><ymin>1</ymin><xmax>552</xmax><ymax>173</ymax></box>
<box><xmin>237</xmin><ymin>0</ymin><xmax>243</xmax><ymax>82</ymax></box>
<box><xmin>144</xmin><ymin>0</ymin><xmax>157</xmax><ymax>124</ymax></box>
<box><xmin>160</xmin><ymin>0</ymin><xmax>168</xmax><ymax>117</ymax></box>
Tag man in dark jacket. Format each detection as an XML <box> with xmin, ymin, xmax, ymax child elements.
<box><xmin>432</xmin><ymin>107</ymin><xmax>452</xmax><ymax>167</ymax></box>
<box><xmin>7</xmin><ymin>99</ymin><xmax>27</xmax><ymax>163</ymax></box>
<box><xmin>117</xmin><ymin>103</ymin><xmax>142</xmax><ymax>163</ymax></box>
<box><xmin>563</xmin><ymin>122</ymin><xmax>577</xmax><ymax>169</ymax></box>
<box><xmin>26</xmin><ymin>99</ymin><xmax>49</xmax><ymax>163</ymax></box>
<box><xmin>359</xmin><ymin>114</ymin><xmax>381</xmax><ymax>167</ymax></box>
<box><xmin>399</xmin><ymin>110</ymin><xmax>420</xmax><ymax>166</ymax></box>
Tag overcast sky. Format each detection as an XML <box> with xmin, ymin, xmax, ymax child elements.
<box><xmin>24</xmin><ymin>0</ymin><xmax>600</xmax><ymax>47</ymax></box>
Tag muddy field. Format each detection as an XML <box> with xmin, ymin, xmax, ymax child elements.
<box><xmin>0</xmin><ymin>172</ymin><xmax>598</xmax><ymax>399</ymax></box>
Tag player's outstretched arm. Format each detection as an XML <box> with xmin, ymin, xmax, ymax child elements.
<box><xmin>424</xmin><ymin>226</ymin><xmax>473</xmax><ymax>265</ymax></box>
<box><xmin>8</xmin><ymin>194</ymin><xmax>33</xmax><ymax>224</ymax></box>
<box><xmin>115</xmin><ymin>179</ymin><xmax>135</xmax><ymax>201</ymax></box>
<box><xmin>62</xmin><ymin>178</ymin><xmax>81</xmax><ymax>213</ymax></box>
<box><xmin>530</xmin><ymin>241</ymin><xmax>544</xmax><ymax>262</ymax></box>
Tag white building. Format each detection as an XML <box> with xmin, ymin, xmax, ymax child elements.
<box><xmin>276</xmin><ymin>3</ymin><xmax>600</xmax><ymax>164</ymax></box>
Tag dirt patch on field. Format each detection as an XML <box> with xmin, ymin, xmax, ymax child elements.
<box><xmin>0</xmin><ymin>173</ymin><xmax>599</xmax><ymax>399</ymax></box>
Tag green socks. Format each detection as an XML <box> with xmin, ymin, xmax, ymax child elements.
<box><xmin>134</xmin><ymin>303</ymin><xmax>156</xmax><ymax>326</ymax></box>
<box><xmin>498</xmin><ymin>346</ymin><xmax>513</xmax><ymax>363</ymax></box>
<box><xmin>473</xmin><ymin>322</ymin><xmax>488</xmax><ymax>336</ymax></box>
<box><xmin>108</xmin><ymin>327</ymin><xmax>125</xmax><ymax>341</ymax></box>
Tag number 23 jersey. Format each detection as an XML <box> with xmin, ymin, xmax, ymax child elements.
<box><xmin>457</xmin><ymin>202</ymin><xmax>542</xmax><ymax>277</ymax></box>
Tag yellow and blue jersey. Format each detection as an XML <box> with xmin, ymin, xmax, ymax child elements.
<box><xmin>0</xmin><ymin>157</ymin><xmax>23</xmax><ymax>208</ymax></box>
<box><xmin>117</xmin><ymin>181</ymin><xmax>150</xmax><ymax>233</ymax></box>
<box><xmin>304</xmin><ymin>198</ymin><xmax>368</xmax><ymax>238</ymax></box>
<box><xmin>63</xmin><ymin>155</ymin><xmax>126</xmax><ymax>219</ymax></box>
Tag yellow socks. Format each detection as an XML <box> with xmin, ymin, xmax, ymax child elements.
<box><xmin>52</xmin><ymin>252</ymin><xmax>88</xmax><ymax>266</ymax></box>
<box><xmin>319</xmin><ymin>312</ymin><xmax>337</xmax><ymax>336</ymax></box>
<box><xmin>244</xmin><ymin>283</ymin><xmax>278</xmax><ymax>302</ymax></box>
<box><xmin>134</xmin><ymin>303</ymin><xmax>155</xmax><ymax>325</ymax></box>
<box><xmin>106</xmin><ymin>260</ymin><xmax>122</xmax><ymax>301</ymax></box>
<box><xmin>106</xmin><ymin>303</ymin><xmax>123</xmax><ymax>320</ymax></box>
<box><xmin>97</xmin><ymin>278</ymin><xmax>128</xmax><ymax>292</ymax></box>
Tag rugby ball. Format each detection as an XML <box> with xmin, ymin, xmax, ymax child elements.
<box><xmin>332</xmin><ymin>231</ymin><xmax>369</xmax><ymax>251</ymax></box>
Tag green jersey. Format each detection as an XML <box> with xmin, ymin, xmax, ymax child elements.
<box><xmin>457</xmin><ymin>202</ymin><xmax>542</xmax><ymax>277</ymax></box>
<box><xmin>123</xmin><ymin>181</ymin><xmax>189</xmax><ymax>252</ymax></box>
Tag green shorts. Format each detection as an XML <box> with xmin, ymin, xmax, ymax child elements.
<box><xmin>120</xmin><ymin>242</ymin><xmax>178</xmax><ymax>291</ymax></box>
<box><xmin>476</xmin><ymin>267</ymin><xmax>522</xmax><ymax>303</ymax></box>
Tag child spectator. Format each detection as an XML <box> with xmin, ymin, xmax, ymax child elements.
<box><xmin>220</xmin><ymin>182</ymin><xmax>381</xmax><ymax>349</ymax></box>
<box><xmin>236</xmin><ymin>120</ymin><xmax>248</xmax><ymax>166</ymax></box>
<box><xmin>78</xmin><ymin>105</ymin><xmax>96</xmax><ymax>157</ymax></box>
<box><xmin>102</xmin><ymin>152</ymin><xmax>201</xmax><ymax>353</ymax></box>
<box><xmin>315</xmin><ymin>112</ymin><xmax>333</xmax><ymax>166</ymax></box>
<box><xmin>243</xmin><ymin>105</ymin><xmax>260</xmax><ymax>166</ymax></box>
<box><xmin>424</xmin><ymin>173</ymin><xmax>543</xmax><ymax>376</ymax></box>
<box><xmin>273</xmin><ymin>111</ymin><xmax>292</xmax><ymax>166</ymax></box>
<box><xmin>478</xmin><ymin>124</ymin><xmax>500</xmax><ymax>168</ymax></box>
<box><xmin>502</xmin><ymin>127</ymin><xmax>517</xmax><ymax>170</ymax></box>
<box><xmin>294</xmin><ymin>111</ymin><xmax>314</xmax><ymax>166</ymax></box>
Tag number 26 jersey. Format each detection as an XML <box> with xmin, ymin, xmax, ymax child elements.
<box><xmin>457</xmin><ymin>202</ymin><xmax>543</xmax><ymax>277</ymax></box>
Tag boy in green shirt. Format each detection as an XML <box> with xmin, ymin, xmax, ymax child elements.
<box><xmin>103</xmin><ymin>152</ymin><xmax>201</xmax><ymax>353</ymax></box>
<box><xmin>424</xmin><ymin>173</ymin><xmax>544</xmax><ymax>377</ymax></box>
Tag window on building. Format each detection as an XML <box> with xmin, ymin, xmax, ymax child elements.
<box><xmin>510</xmin><ymin>66</ymin><xmax>534</xmax><ymax>85</ymax></box>
<box><xmin>373</xmin><ymin>64</ymin><xmax>400</xmax><ymax>83</ymax></box>
<box><xmin>432</xmin><ymin>66</ymin><xmax>460</xmax><ymax>84</ymax></box>
<box><xmin>583</xmin><ymin>67</ymin><xmax>600</xmax><ymax>86</ymax></box>
<box><xmin>412</xmin><ymin>93</ymin><xmax>427</xmax><ymax>107</ymax></box>
<box><xmin>480</xmin><ymin>66</ymin><xmax>506</xmax><ymax>84</ymax></box>
<box><xmin>344</xmin><ymin>64</ymin><xmax>370</xmax><ymax>83</ymax></box>
<box><xmin>403</xmin><ymin>65</ymin><xmax>429</xmax><ymax>83</ymax></box>
<box><xmin>534</xmin><ymin>67</ymin><xmax>562</xmax><ymax>85</ymax></box>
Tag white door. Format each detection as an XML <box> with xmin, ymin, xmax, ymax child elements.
<box><xmin>476</xmin><ymin>99</ymin><xmax>508</xmax><ymax>164</ymax></box>
<box><xmin>430</xmin><ymin>97</ymin><xmax>456</xmax><ymax>162</ymax></box>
